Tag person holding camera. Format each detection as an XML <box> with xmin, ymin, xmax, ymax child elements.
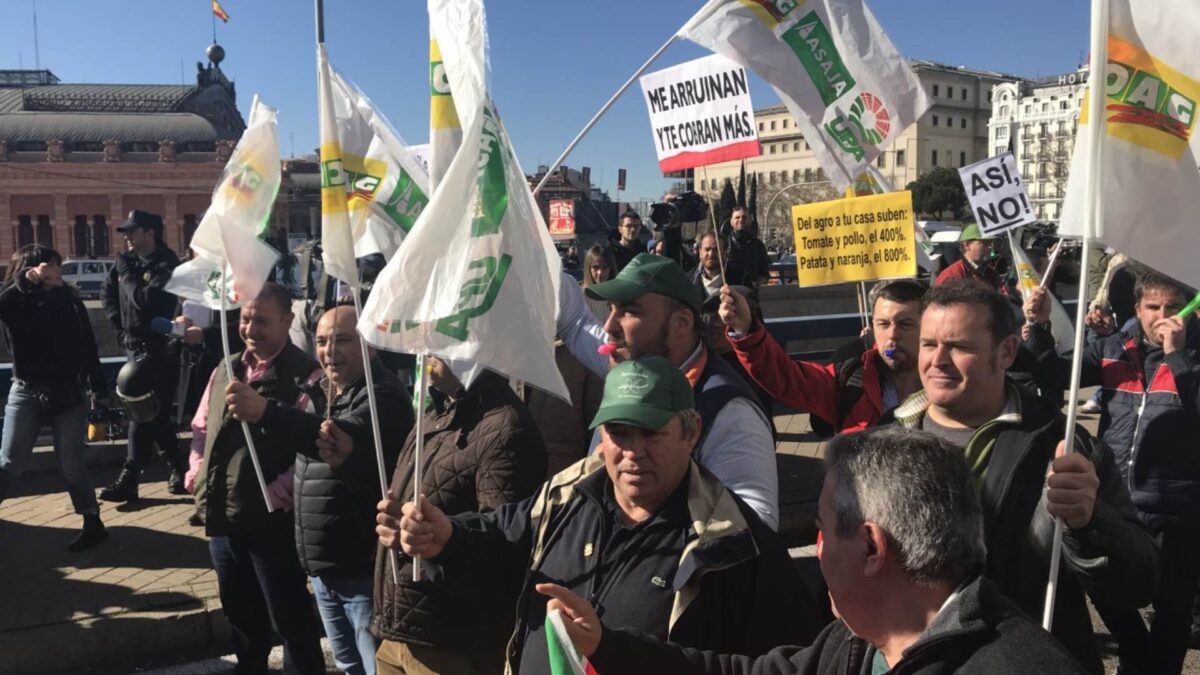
<box><xmin>99</xmin><ymin>210</ymin><xmax>184</xmax><ymax>503</ymax></box>
<box><xmin>0</xmin><ymin>245</ymin><xmax>109</xmax><ymax>551</ymax></box>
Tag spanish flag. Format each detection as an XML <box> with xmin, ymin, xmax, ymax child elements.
<box><xmin>212</xmin><ymin>0</ymin><xmax>230</xmax><ymax>23</ymax></box>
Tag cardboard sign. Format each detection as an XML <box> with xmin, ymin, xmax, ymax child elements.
<box><xmin>639</xmin><ymin>54</ymin><xmax>761</xmax><ymax>173</ymax></box>
<box><xmin>790</xmin><ymin>191</ymin><xmax>917</xmax><ymax>286</ymax></box>
<box><xmin>957</xmin><ymin>153</ymin><xmax>1036</xmax><ymax>236</ymax></box>
<box><xmin>548</xmin><ymin>199</ymin><xmax>575</xmax><ymax>241</ymax></box>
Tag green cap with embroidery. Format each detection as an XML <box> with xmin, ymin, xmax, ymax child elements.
<box><xmin>589</xmin><ymin>356</ymin><xmax>695</xmax><ymax>430</ymax></box>
<box><xmin>585</xmin><ymin>253</ymin><xmax>704</xmax><ymax>313</ymax></box>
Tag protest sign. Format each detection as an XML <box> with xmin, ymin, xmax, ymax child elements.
<box><xmin>958</xmin><ymin>153</ymin><xmax>1035</xmax><ymax>237</ymax></box>
<box><xmin>639</xmin><ymin>54</ymin><xmax>760</xmax><ymax>173</ymax></box>
<box><xmin>549</xmin><ymin>199</ymin><xmax>575</xmax><ymax>241</ymax></box>
<box><xmin>790</xmin><ymin>191</ymin><xmax>916</xmax><ymax>286</ymax></box>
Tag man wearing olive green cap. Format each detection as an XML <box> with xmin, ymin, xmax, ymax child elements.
<box><xmin>553</xmin><ymin>252</ymin><xmax>779</xmax><ymax>531</ymax></box>
<box><xmin>935</xmin><ymin>223</ymin><xmax>1010</xmax><ymax>295</ymax></box>
<box><xmin>381</xmin><ymin>356</ymin><xmax>819</xmax><ymax>674</ymax></box>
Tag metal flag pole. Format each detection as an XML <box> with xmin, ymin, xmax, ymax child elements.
<box><xmin>412</xmin><ymin>353</ymin><xmax>428</xmax><ymax>581</ymax></box>
<box><xmin>701</xmin><ymin>165</ymin><xmax>729</xmax><ymax>287</ymax></box>
<box><xmin>218</xmin><ymin>264</ymin><xmax>273</xmax><ymax>513</ymax></box>
<box><xmin>1043</xmin><ymin>0</ymin><xmax>1109</xmax><ymax>632</ymax></box>
<box><xmin>531</xmin><ymin>2</ymin><xmax>722</xmax><ymax>196</ymax></box>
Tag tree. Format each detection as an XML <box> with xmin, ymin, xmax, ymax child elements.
<box><xmin>715</xmin><ymin>178</ymin><xmax>737</xmax><ymax>231</ymax></box>
<box><xmin>759</xmin><ymin>181</ymin><xmax>839</xmax><ymax>248</ymax></box>
<box><xmin>748</xmin><ymin>173</ymin><xmax>759</xmax><ymax>231</ymax></box>
<box><xmin>736</xmin><ymin>160</ymin><xmax>747</xmax><ymax>208</ymax></box>
<box><xmin>906</xmin><ymin>167</ymin><xmax>968</xmax><ymax>220</ymax></box>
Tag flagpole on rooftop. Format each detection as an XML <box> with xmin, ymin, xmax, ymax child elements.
<box><xmin>1043</xmin><ymin>0</ymin><xmax>1109</xmax><ymax>632</ymax></box>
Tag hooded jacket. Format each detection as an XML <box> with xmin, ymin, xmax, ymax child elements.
<box><xmin>1028</xmin><ymin>318</ymin><xmax>1200</xmax><ymax>516</ymax></box>
<box><xmin>424</xmin><ymin>454</ymin><xmax>821</xmax><ymax>674</ymax></box>
<box><xmin>888</xmin><ymin>383</ymin><xmax>1160</xmax><ymax>674</ymax></box>
<box><xmin>587</xmin><ymin>575</ymin><xmax>1087</xmax><ymax>675</ymax></box>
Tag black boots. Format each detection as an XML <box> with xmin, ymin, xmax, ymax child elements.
<box><xmin>167</xmin><ymin>468</ymin><xmax>188</xmax><ymax>495</ymax></box>
<box><xmin>68</xmin><ymin>514</ymin><xmax>107</xmax><ymax>552</ymax></box>
<box><xmin>98</xmin><ymin>467</ymin><xmax>139</xmax><ymax>503</ymax></box>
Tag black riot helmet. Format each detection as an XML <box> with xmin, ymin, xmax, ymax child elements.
<box><xmin>116</xmin><ymin>357</ymin><xmax>161</xmax><ymax>423</ymax></box>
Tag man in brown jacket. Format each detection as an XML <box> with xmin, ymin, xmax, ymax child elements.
<box><xmin>372</xmin><ymin>356</ymin><xmax>547</xmax><ymax>674</ymax></box>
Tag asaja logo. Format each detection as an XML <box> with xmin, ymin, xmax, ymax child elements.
<box><xmin>738</xmin><ymin>0</ymin><xmax>802</xmax><ymax>28</ymax></box>
<box><xmin>618</xmin><ymin>373</ymin><xmax>651</xmax><ymax>397</ymax></box>
<box><xmin>1095</xmin><ymin>35</ymin><xmax>1198</xmax><ymax>160</ymax></box>
<box><xmin>781</xmin><ymin>11</ymin><xmax>855</xmax><ymax>106</ymax></box>
<box><xmin>824</xmin><ymin>92</ymin><xmax>892</xmax><ymax>161</ymax></box>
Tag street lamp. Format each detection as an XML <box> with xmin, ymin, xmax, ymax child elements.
<box><xmin>762</xmin><ymin>180</ymin><xmax>833</xmax><ymax>245</ymax></box>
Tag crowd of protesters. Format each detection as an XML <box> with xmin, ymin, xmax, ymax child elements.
<box><xmin>2</xmin><ymin>205</ymin><xmax>1199</xmax><ymax>675</ymax></box>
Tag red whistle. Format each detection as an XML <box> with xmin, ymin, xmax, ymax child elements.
<box><xmin>597</xmin><ymin>343</ymin><xmax>618</xmax><ymax>356</ymax></box>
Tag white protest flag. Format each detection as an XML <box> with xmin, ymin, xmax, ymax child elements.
<box><xmin>332</xmin><ymin>62</ymin><xmax>431</xmax><ymax>261</ymax></box>
<box><xmin>1011</xmin><ymin>241</ymin><xmax>1075</xmax><ymax>353</ymax></box>
<box><xmin>679</xmin><ymin>0</ymin><xmax>929</xmax><ymax>192</ymax></box>
<box><xmin>429</xmin><ymin>39</ymin><xmax>462</xmax><ymax>188</ymax></box>
<box><xmin>166</xmin><ymin>96</ymin><xmax>281</xmax><ymax>308</ymax></box>
<box><xmin>1059</xmin><ymin>0</ymin><xmax>1200</xmax><ymax>289</ymax></box>
<box><xmin>359</xmin><ymin>0</ymin><xmax>568</xmax><ymax>400</ymax></box>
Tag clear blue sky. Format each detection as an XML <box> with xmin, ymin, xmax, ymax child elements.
<box><xmin>2</xmin><ymin>0</ymin><xmax>1090</xmax><ymax>201</ymax></box>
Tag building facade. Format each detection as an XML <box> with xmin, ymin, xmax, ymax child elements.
<box><xmin>696</xmin><ymin>60</ymin><xmax>1026</xmax><ymax>246</ymax></box>
<box><xmin>988</xmin><ymin>67</ymin><xmax>1088</xmax><ymax>222</ymax></box>
<box><xmin>0</xmin><ymin>44</ymin><xmax>245</xmax><ymax>262</ymax></box>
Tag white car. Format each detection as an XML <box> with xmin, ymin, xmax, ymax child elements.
<box><xmin>61</xmin><ymin>258</ymin><xmax>115</xmax><ymax>299</ymax></box>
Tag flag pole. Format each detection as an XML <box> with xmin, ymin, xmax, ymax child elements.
<box><xmin>1039</xmin><ymin>240</ymin><xmax>1065</xmax><ymax>289</ymax></box>
<box><xmin>700</xmin><ymin>165</ymin><xmax>728</xmax><ymax>286</ymax></box>
<box><xmin>218</xmin><ymin>264</ymin><xmax>274</xmax><ymax>513</ymax></box>
<box><xmin>1043</xmin><ymin>0</ymin><xmax>1108</xmax><ymax>632</ymax></box>
<box><xmin>531</xmin><ymin>0</ymin><xmax>725</xmax><ymax>196</ymax></box>
<box><xmin>412</xmin><ymin>353</ymin><xmax>428</xmax><ymax>581</ymax></box>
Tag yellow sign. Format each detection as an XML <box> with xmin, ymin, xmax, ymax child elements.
<box><xmin>790</xmin><ymin>191</ymin><xmax>916</xmax><ymax>286</ymax></box>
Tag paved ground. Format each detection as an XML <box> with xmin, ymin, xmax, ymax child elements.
<box><xmin>1</xmin><ymin>407</ymin><xmax>1197</xmax><ymax>674</ymax></box>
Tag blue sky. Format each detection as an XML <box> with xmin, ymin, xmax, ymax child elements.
<box><xmin>2</xmin><ymin>1</ymin><xmax>1089</xmax><ymax>200</ymax></box>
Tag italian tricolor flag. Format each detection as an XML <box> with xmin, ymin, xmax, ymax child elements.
<box><xmin>546</xmin><ymin>609</ymin><xmax>599</xmax><ymax>675</ymax></box>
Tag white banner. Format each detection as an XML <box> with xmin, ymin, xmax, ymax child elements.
<box><xmin>359</xmin><ymin>0</ymin><xmax>568</xmax><ymax>401</ymax></box>
<box><xmin>1059</xmin><ymin>0</ymin><xmax>1200</xmax><ymax>289</ymax></box>
<box><xmin>679</xmin><ymin>0</ymin><xmax>929</xmax><ymax>192</ymax></box>
<box><xmin>639</xmin><ymin>54</ymin><xmax>760</xmax><ymax>173</ymax></box>
<box><xmin>958</xmin><ymin>153</ymin><xmax>1036</xmax><ymax>237</ymax></box>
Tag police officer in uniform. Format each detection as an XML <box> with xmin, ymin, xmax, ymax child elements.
<box><xmin>99</xmin><ymin>210</ymin><xmax>184</xmax><ymax>502</ymax></box>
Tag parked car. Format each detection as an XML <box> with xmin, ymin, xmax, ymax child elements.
<box><xmin>61</xmin><ymin>258</ymin><xmax>115</xmax><ymax>299</ymax></box>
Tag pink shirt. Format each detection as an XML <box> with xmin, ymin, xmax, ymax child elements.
<box><xmin>184</xmin><ymin>345</ymin><xmax>323</xmax><ymax>509</ymax></box>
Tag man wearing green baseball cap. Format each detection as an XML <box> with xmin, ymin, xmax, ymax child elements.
<box><xmin>380</xmin><ymin>356</ymin><xmax>818</xmax><ymax>674</ymax></box>
<box><xmin>934</xmin><ymin>223</ymin><xmax>1009</xmax><ymax>294</ymax></box>
<box><xmin>553</xmin><ymin>253</ymin><xmax>779</xmax><ymax>531</ymax></box>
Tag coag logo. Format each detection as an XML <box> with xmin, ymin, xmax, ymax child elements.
<box><xmin>824</xmin><ymin>92</ymin><xmax>892</xmax><ymax>161</ymax></box>
<box><xmin>321</xmin><ymin>147</ymin><xmax>387</xmax><ymax>215</ymax></box>
<box><xmin>1098</xmin><ymin>36</ymin><xmax>1198</xmax><ymax>159</ymax></box>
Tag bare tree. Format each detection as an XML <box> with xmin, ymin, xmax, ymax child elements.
<box><xmin>759</xmin><ymin>181</ymin><xmax>838</xmax><ymax>249</ymax></box>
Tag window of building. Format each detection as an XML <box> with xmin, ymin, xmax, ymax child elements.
<box><xmin>946</xmin><ymin>116</ymin><xmax>953</xmax><ymax>127</ymax></box>
<box><xmin>769</xmin><ymin>144</ymin><xmax>777</xmax><ymax>154</ymax></box>
<box><xmin>932</xmin><ymin>115</ymin><xmax>939</xmax><ymax>127</ymax></box>
<box><xmin>816</xmin><ymin>168</ymin><xmax>826</xmax><ymax>181</ymax></box>
<box><xmin>1060</xmin><ymin>101</ymin><xmax>1069</xmax><ymax>110</ymax></box>
<box><xmin>93</xmin><ymin>215</ymin><xmax>109</xmax><ymax>256</ymax></box>
<box><xmin>877</xmin><ymin>154</ymin><xmax>886</xmax><ymax>168</ymax></box>
<box><xmin>932</xmin><ymin>149</ymin><xmax>939</xmax><ymax>165</ymax></box>
<box><xmin>804</xmin><ymin>168</ymin><xmax>813</xmax><ymax>182</ymax></box>
<box><xmin>769</xmin><ymin>171</ymin><xmax>778</xmax><ymax>185</ymax></box>
<box><xmin>947</xmin><ymin>86</ymin><xmax>955</xmax><ymax>99</ymax></box>
<box><xmin>895</xmin><ymin>149</ymin><xmax>906</xmax><ymax>167</ymax></box>
<box><xmin>995</xmin><ymin>145</ymin><xmax>1007</xmax><ymax>156</ymax></box>
<box><xmin>989</xmin><ymin>91</ymin><xmax>993</xmax><ymax>102</ymax></box>
<box><xmin>999</xmin><ymin>105</ymin><xmax>1009</xmax><ymax>117</ymax></box>
<box><xmin>758</xmin><ymin>122</ymin><xmax>764</xmax><ymax>132</ymax></box>
<box><xmin>997</xmin><ymin>127</ymin><xmax>1008</xmax><ymax>139</ymax></box>
<box><xmin>782</xmin><ymin>119</ymin><xmax>788</xmax><ymax>129</ymax></box>
<box><xmin>793</xmin><ymin>142</ymin><xmax>800</xmax><ymax>151</ymax></box>
<box><xmin>35</xmin><ymin>215</ymin><xmax>52</xmax><ymax>247</ymax></box>
<box><xmin>1042</xmin><ymin>102</ymin><xmax>1050</xmax><ymax>112</ymax></box>
<box><xmin>962</xmin><ymin>88</ymin><xmax>968</xmax><ymax>101</ymax></box>
<box><xmin>933</xmin><ymin>84</ymin><xmax>940</xmax><ymax>97</ymax></box>
<box><xmin>17</xmin><ymin>216</ymin><xmax>32</xmax><ymax>247</ymax></box>
<box><xmin>73</xmin><ymin>216</ymin><xmax>89</xmax><ymax>256</ymax></box>
<box><xmin>700</xmin><ymin>179</ymin><xmax>707</xmax><ymax>191</ymax></box>
<box><xmin>183</xmin><ymin>215</ymin><xmax>198</xmax><ymax>248</ymax></box>
<box><xmin>1025</xmin><ymin>104</ymin><xmax>1032</xmax><ymax>114</ymax></box>
<box><xmin>960</xmin><ymin>151</ymin><xmax>967</xmax><ymax>166</ymax></box>
<box><xmin>770</xmin><ymin>120</ymin><xmax>776</xmax><ymax>130</ymax></box>
<box><xmin>960</xmin><ymin>118</ymin><xmax>967</xmax><ymax>129</ymax></box>
<box><xmin>793</xmin><ymin>169</ymin><xmax>801</xmax><ymax>182</ymax></box>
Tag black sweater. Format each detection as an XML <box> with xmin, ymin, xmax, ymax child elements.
<box><xmin>0</xmin><ymin>279</ymin><xmax>105</xmax><ymax>393</ymax></box>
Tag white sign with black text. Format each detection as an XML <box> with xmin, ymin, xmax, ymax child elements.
<box><xmin>957</xmin><ymin>153</ymin><xmax>1036</xmax><ymax>236</ymax></box>
<box><xmin>639</xmin><ymin>54</ymin><xmax>761</xmax><ymax>174</ymax></box>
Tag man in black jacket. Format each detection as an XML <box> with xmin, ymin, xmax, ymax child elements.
<box><xmin>260</xmin><ymin>305</ymin><xmax>414</xmax><ymax>675</ymax></box>
<box><xmin>722</xmin><ymin>208</ymin><xmax>771</xmax><ymax>286</ymax></box>
<box><xmin>612</xmin><ymin>211</ymin><xmax>647</xmax><ymax>272</ymax></box>
<box><xmin>538</xmin><ymin>427</ymin><xmax>1087</xmax><ymax>675</ymax></box>
<box><xmin>100</xmin><ymin>210</ymin><xmax>184</xmax><ymax>502</ymax></box>
<box><xmin>380</xmin><ymin>356</ymin><xmax>821</xmax><ymax>674</ymax></box>
<box><xmin>890</xmin><ymin>280</ymin><xmax>1159</xmax><ymax>673</ymax></box>
<box><xmin>1026</xmin><ymin>271</ymin><xmax>1200</xmax><ymax>673</ymax></box>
